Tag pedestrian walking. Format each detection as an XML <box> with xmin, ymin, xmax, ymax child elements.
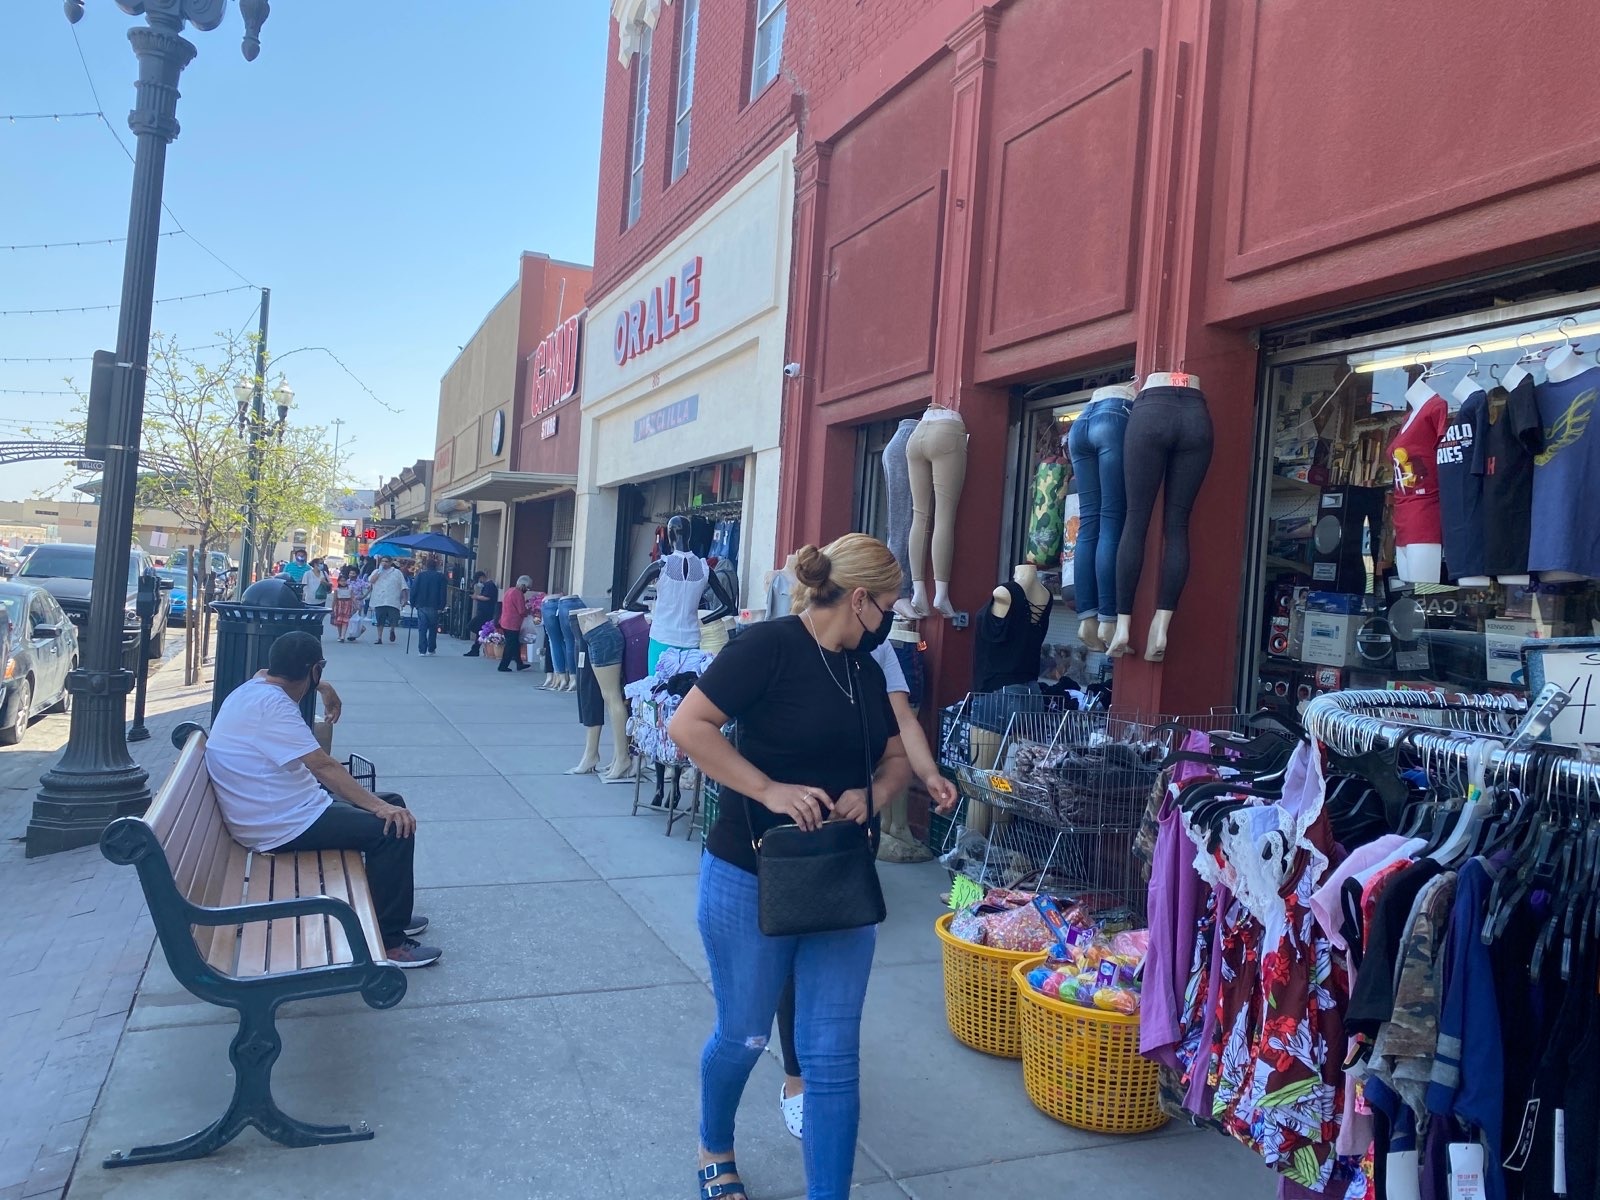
<box><xmin>330</xmin><ymin>566</ymin><xmax>357</xmax><ymax>641</ymax></box>
<box><xmin>368</xmin><ymin>556</ymin><xmax>407</xmax><ymax>644</ymax></box>
<box><xmin>497</xmin><ymin>575</ymin><xmax>533</xmax><ymax>672</ymax></box>
<box><xmin>668</xmin><ymin>535</ymin><xmax>911</xmax><ymax>1200</ymax></box>
<box><xmin>409</xmin><ymin>555</ymin><xmax>447</xmax><ymax>655</ymax></box>
<box><xmin>463</xmin><ymin>571</ymin><xmax>499</xmax><ymax>657</ymax></box>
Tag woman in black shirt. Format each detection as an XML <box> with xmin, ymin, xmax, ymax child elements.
<box><xmin>670</xmin><ymin>535</ymin><xmax>911</xmax><ymax>1200</ymax></box>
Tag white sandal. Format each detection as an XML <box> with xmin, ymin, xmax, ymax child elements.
<box><xmin>780</xmin><ymin>1084</ymin><xmax>803</xmax><ymax>1139</ymax></box>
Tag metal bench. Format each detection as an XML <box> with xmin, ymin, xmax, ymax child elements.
<box><xmin>98</xmin><ymin>721</ymin><xmax>406</xmax><ymax>1168</ymax></box>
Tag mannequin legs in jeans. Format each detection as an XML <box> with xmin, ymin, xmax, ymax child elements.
<box><xmin>1109</xmin><ymin>386</ymin><xmax>1214</xmax><ymax>662</ymax></box>
<box><xmin>882</xmin><ymin>419</ymin><xmax>919</xmax><ymax>617</ymax></box>
<box><xmin>905</xmin><ymin>415</ymin><xmax>968</xmax><ymax>619</ymax></box>
<box><xmin>1067</xmin><ymin>397</ymin><xmax>1131</xmax><ymax>651</ymax></box>
<box><xmin>698</xmin><ymin>854</ymin><xmax>875</xmax><ymax>1200</ymax></box>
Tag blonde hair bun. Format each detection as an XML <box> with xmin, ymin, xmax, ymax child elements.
<box><xmin>793</xmin><ymin>544</ymin><xmax>833</xmax><ymax>591</ymax></box>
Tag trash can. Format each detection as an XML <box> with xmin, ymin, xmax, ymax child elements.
<box><xmin>210</xmin><ymin>594</ymin><xmax>328</xmax><ymax>725</ymax></box>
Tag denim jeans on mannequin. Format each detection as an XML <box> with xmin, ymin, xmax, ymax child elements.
<box><xmin>1067</xmin><ymin>396</ymin><xmax>1131</xmax><ymax>620</ymax></box>
<box><xmin>540</xmin><ymin>595</ymin><xmax>569</xmax><ymax>673</ymax></box>
<box><xmin>698</xmin><ymin>853</ymin><xmax>876</xmax><ymax>1200</ymax></box>
<box><xmin>557</xmin><ymin>596</ymin><xmax>586</xmax><ymax>672</ymax></box>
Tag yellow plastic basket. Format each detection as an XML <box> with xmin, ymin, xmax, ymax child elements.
<box><xmin>934</xmin><ymin>913</ymin><xmax>1037</xmax><ymax>1059</ymax></box>
<box><xmin>1011</xmin><ymin>956</ymin><xmax>1167</xmax><ymax>1134</ymax></box>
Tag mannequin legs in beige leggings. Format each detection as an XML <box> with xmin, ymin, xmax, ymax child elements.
<box><xmin>906</xmin><ymin>415</ymin><xmax>968</xmax><ymax>618</ymax></box>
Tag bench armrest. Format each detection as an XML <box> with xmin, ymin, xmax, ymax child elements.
<box><xmin>185</xmin><ymin>895</ymin><xmax>380</xmax><ymax>969</ymax></box>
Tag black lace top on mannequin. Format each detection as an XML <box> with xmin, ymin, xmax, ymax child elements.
<box><xmin>972</xmin><ymin>580</ymin><xmax>1052</xmax><ymax>692</ymax></box>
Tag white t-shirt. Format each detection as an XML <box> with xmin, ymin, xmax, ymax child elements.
<box><xmin>870</xmin><ymin>641</ymin><xmax>909</xmax><ymax>695</ymax></box>
<box><xmin>205</xmin><ymin>677</ymin><xmax>331</xmax><ymax>851</ymax></box>
<box><xmin>368</xmin><ymin>567</ymin><xmax>406</xmax><ymax>609</ymax></box>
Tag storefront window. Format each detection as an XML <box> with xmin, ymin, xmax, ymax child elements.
<box><xmin>1250</xmin><ymin>299</ymin><xmax>1600</xmax><ymax>708</ymax></box>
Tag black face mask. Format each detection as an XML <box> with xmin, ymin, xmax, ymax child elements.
<box><xmin>309</xmin><ymin>665</ymin><xmax>324</xmax><ymax>691</ymax></box>
<box><xmin>854</xmin><ymin>600</ymin><xmax>893</xmax><ymax>654</ymax></box>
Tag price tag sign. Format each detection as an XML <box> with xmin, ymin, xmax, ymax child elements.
<box><xmin>1522</xmin><ymin>639</ymin><xmax>1600</xmax><ymax>747</ymax></box>
<box><xmin>948</xmin><ymin>875</ymin><xmax>983</xmax><ymax>911</ymax></box>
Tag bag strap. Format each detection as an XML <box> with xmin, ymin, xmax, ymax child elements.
<box><xmin>854</xmin><ymin>656</ymin><xmax>876</xmax><ymax>826</ymax></box>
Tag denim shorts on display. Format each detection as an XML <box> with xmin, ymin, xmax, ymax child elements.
<box><xmin>583</xmin><ymin>619</ymin><xmax>625</xmax><ymax>669</ymax></box>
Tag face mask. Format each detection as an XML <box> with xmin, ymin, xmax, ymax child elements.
<box><xmin>854</xmin><ymin>599</ymin><xmax>893</xmax><ymax>654</ymax></box>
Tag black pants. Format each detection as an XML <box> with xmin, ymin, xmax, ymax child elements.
<box><xmin>465</xmin><ymin>605</ymin><xmax>494</xmax><ymax>655</ymax></box>
<box><xmin>274</xmin><ymin>792</ymin><xmax>414</xmax><ymax>949</ymax></box>
<box><xmin>1115</xmin><ymin>386</ymin><xmax>1215</xmax><ymax>614</ymax></box>
<box><xmin>776</xmin><ymin>977</ymin><xmax>802</xmax><ymax>1077</ymax></box>
<box><xmin>497</xmin><ymin>626</ymin><xmax>525</xmax><ymax>670</ymax></box>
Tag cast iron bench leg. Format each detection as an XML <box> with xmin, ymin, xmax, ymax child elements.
<box><xmin>104</xmin><ymin>1001</ymin><xmax>372</xmax><ymax>1168</ymax></box>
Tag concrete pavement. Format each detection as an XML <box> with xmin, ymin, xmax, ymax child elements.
<box><xmin>49</xmin><ymin>631</ymin><xmax>1275</xmax><ymax>1199</ymax></box>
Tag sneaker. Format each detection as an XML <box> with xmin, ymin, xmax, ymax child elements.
<box><xmin>387</xmin><ymin>938</ymin><xmax>442</xmax><ymax>969</ymax></box>
<box><xmin>780</xmin><ymin>1084</ymin><xmax>803</xmax><ymax>1138</ymax></box>
<box><xmin>404</xmin><ymin>914</ymin><xmax>429</xmax><ymax>937</ymax></box>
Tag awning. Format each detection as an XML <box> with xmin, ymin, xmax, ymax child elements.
<box><xmin>437</xmin><ymin>470</ymin><xmax>576</xmax><ymax>506</ymax></box>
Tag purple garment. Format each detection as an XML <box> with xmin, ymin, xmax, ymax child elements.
<box><xmin>1141</xmin><ymin>731</ymin><xmax>1216</xmax><ymax>1068</ymax></box>
<box><xmin>619</xmin><ymin>613</ymin><xmax>649</xmax><ymax>685</ymax></box>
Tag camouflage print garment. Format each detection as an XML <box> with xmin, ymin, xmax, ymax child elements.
<box><xmin>1369</xmin><ymin>870</ymin><xmax>1457</xmax><ymax>1117</ymax></box>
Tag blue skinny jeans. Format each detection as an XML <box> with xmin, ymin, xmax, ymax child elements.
<box><xmin>540</xmin><ymin>595</ymin><xmax>568</xmax><ymax>673</ymax></box>
<box><xmin>697</xmin><ymin>853</ymin><xmax>876</xmax><ymax>1200</ymax></box>
<box><xmin>1066</xmin><ymin>394</ymin><xmax>1131</xmax><ymax>620</ymax></box>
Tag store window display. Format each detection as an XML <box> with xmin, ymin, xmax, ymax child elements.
<box><xmin>1251</xmin><ymin>299</ymin><xmax>1600</xmax><ymax>708</ymax></box>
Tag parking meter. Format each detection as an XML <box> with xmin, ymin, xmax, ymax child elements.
<box><xmin>136</xmin><ymin>572</ymin><xmax>159</xmax><ymax>619</ymax></box>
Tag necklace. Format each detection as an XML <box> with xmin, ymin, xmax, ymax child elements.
<box><xmin>801</xmin><ymin>611</ymin><xmax>855</xmax><ymax>705</ymax></box>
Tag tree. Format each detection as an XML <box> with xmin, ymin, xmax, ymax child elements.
<box><xmin>245</xmin><ymin>422</ymin><xmax>345</xmax><ymax>579</ymax></box>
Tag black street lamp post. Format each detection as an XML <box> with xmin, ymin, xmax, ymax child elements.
<box><xmin>28</xmin><ymin>0</ymin><xmax>269</xmax><ymax>857</ymax></box>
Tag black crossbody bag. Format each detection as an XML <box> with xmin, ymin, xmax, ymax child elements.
<box><xmin>745</xmin><ymin>656</ymin><xmax>886</xmax><ymax>937</ymax></box>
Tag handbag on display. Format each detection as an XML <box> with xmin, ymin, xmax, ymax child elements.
<box><xmin>747</xmin><ymin>656</ymin><xmax>886</xmax><ymax>937</ymax></box>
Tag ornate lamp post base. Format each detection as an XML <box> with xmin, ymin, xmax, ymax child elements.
<box><xmin>29</xmin><ymin>668</ymin><xmax>151</xmax><ymax>857</ymax></box>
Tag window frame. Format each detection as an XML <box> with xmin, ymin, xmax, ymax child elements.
<box><xmin>670</xmin><ymin>0</ymin><xmax>700</xmax><ymax>184</ymax></box>
<box><xmin>626</xmin><ymin>23</ymin><xmax>655</xmax><ymax>229</ymax></box>
<box><xmin>749</xmin><ymin>0</ymin><xmax>786</xmax><ymax>100</ymax></box>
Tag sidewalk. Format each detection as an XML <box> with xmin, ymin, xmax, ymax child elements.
<box><xmin>59</xmin><ymin>633</ymin><xmax>1275</xmax><ymax>1199</ymax></box>
<box><xmin>0</xmin><ymin>644</ymin><xmax>210</xmax><ymax>1200</ymax></box>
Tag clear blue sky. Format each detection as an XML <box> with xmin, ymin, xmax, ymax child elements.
<box><xmin>0</xmin><ymin>2</ymin><xmax>607</xmax><ymax>501</ymax></box>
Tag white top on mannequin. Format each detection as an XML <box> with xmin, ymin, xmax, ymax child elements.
<box><xmin>1403</xmin><ymin>376</ymin><xmax>1439</xmax><ymax>414</ymax></box>
<box><xmin>1092</xmin><ymin>383</ymin><xmax>1138</xmax><ymax>403</ymax></box>
<box><xmin>1452</xmin><ymin>375</ymin><xmax>1483</xmax><ymax>405</ymax></box>
<box><xmin>991</xmin><ymin>563</ymin><xmax>1050</xmax><ymax>617</ymax></box>
<box><xmin>1545</xmin><ymin>343</ymin><xmax>1589</xmax><ymax>382</ymax></box>
<box><xmin>921</xmin><ymin>405</ymin><xmax>963</xmax><ymax>424</ymax></box>
<box><xmin>651</xmin><ymin>551</ymin><xmax>708</xmax><ymax>647</ymax></box>
<box><xmin>1141</xmin><ymin>371</ymin><xmax>1201</xmax><ymax>391</ymax></box>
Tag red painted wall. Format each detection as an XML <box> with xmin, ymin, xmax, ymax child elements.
<box><xmin>773</xmin><ymin>0</ymin><xmax>1600</xmax><ymax>719</ymax></box>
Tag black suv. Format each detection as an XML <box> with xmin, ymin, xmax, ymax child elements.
<box><xmin>15</xmin><ymin>543</ymin><xmax>170</xmax><ymax>659</ymax></box>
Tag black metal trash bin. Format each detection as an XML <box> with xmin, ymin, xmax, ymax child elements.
<box><xmin>210</xmin><ymin>598</ymin><xmax>327</xmax><ymax>725</ymax></box>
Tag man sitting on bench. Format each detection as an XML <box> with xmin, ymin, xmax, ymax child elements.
<box><xmin>205</xmin><ymin>631</ymin><xmax>443</xmax><ymax>968</ymax></box>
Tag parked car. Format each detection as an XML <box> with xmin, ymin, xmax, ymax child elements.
<box><xmin>0</xmin><ymin>582</ymin><xmax>79</xmax><ymax>746</ymax></box>
<box><xmin>166</xmin><ymin>547</ymin><xmax>235</xmax><ymax>578</ymax></box>
<box><xmin>152</xmin><ymin>567</ymin><xmax>192</xmax><ymax>625</ymax></box>
<box><xmin>15</xmin><ymin>543</ymin><xmax>169</xmax><ymax>659</ymax></box>
<box><xmin>0</xmin><ymin>547</ymin><xmax>20</xmax><ymax>578</ymax></box>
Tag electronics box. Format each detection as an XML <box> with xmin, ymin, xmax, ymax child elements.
<box><xmin>1304</xmin><ymin>590</ymin><xmax>1375</xmax><ymax>616</ymax></box>
<box><xmin>1484</xmin><ymin>618</ymin><xmax>1535</xmax><ymax>685</ymax></box>
<box><xmin>1302</xmin><ymin>611</ymin><xmax>1365</xmax><ymax>667</ymax></box>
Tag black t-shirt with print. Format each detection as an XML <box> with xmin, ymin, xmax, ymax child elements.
<box><xmin>1473</xmin><ymin>376</ymin><xmax>1543</xmax><ymax>576</ymax></box>
<box><xmin>699</xmin><ymin>616</ymin><xmax>896</xmax><ymax>875</ymax></box>
<box><xmin>1435</xmin><ymin>389</ymin><xmax>1486</xmax><ymax>579</ymax></box>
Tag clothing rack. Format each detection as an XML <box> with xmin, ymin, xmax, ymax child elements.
<box><xmin>1304</xmin><ymin>687</ymin><xmax>1600</xmax><ymax>790</ymax></box>
<box><xmin>649</xmin><ymin>499</ymin><xmax>743</xmax><ymax>522</ymax></box>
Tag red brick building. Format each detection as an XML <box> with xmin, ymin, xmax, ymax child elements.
<box><xmin>586</xmin><ymin>0</ymin><xmax>1600</xmax><ymax>719</ymax></box>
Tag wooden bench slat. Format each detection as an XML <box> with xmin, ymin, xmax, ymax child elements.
<box><xmin>290</xmin><ymin>854</ymin><xmax>331</xmax><ymax>969</ymax></box>
<box><xmin>188</xmin><ymin>809</ymin><xmax>240</xmax><ymax>963</ymax></box>
<box><xmin>171</xmin><ymin>785</ymin><xmax>226</xmax><ymax>904</ymax></box>
<box><xmin>146</xmin><ymin>735</ymin><xmax>205</xmax><ymax>844</ymax></box>
<box><xmin>160</xmin><ymin>764</ymin><xmax>214</xmax><ymax>876</ymax></box>
<box><xmin>202</xmin><ymin>845</ymin><xmax>251</xmax><ymax>975</ymax></box>
<box><xmin>234</xmin><ymin>853</ymin><xmax>273</xmax><ymax>978</ymax></box>
<box><xmin>319</xmin><ymin>851</ymin><xmax>354</xmax><ymax>964</ymax></box>
<box><xmin>341</xmin><ymin>853</ymin><xmax>387</xmax><ymax>964</ymax></box>
<box><xmin>266</xmin><ymin>856</ymin><xmax>300</xmax><ymax>975</ymax></box>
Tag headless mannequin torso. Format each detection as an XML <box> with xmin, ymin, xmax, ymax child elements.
<box><xmin>568</xmin><ymin>608</ymin><xmax>634</xmax><ymax>782</ymax></box>
<box><xmin>623</xmin><ymin>515</ymin><xmax>735</xmax><ymax>663</ymax></box>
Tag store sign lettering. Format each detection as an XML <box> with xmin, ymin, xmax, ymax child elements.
<box><xmin>613</xmin><ymin>256</ymin><xmax>702</xmax><ymax>367</ymax></box>
<box><xmin>531</xmin><ymin>313</ymin><xmax>582</xmax><ymax>414</ymax></box>
<box><xmin>540</xmin><ymin>413</ymin><xmax>559</xmax><ymax>440</ymax></box>
<box><xmin>633</xmin><ymin>394</ymin><xmax>699</xmax><ymax>442</ymax></box>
